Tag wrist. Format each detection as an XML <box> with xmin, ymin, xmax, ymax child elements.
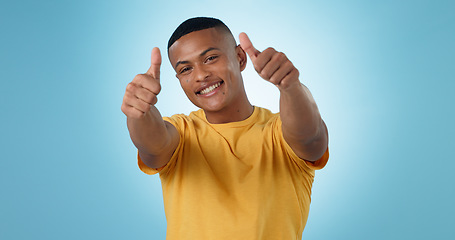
<box><xmin>278</xmin><ymin>79</ymin><xmax>303</xmax><ymax>94</ymax></box>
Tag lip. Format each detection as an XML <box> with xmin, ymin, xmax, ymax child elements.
<box><xmin>195</xmin><ymin>80</ymin><xmax>224</xmax><ymax>95</ymax></box>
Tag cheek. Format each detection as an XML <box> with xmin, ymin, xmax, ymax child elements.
<box><xmin>178</xmin><ymin>75</ymin><xmax>190</xmax><ymax>85</ymax></box>
<box><xmin>225</xmin><ymin>64</ymin><xmax>241</xmax><ymax>83</ymax></box>
<box><xmin>181</xmin><ymin>80</ymin><xmax>198</xmax><ymax>99</ymax></box>
<box><xmin>179</xmin><ymin>79</ymin><xmax>190</xmax><ymax>91</ymax></box>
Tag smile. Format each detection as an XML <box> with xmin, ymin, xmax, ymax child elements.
<box><xmin>197</xmin><ymin>81</ymin><xmax>224</xmax><ymax>95</ymax></box>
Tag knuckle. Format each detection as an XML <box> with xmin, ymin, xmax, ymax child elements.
<box><xmin>126</xmin><ymin>82</ymin><xmax>135</xmax><ymax>92</ymax></box>
<box><xmin>261</xmin><ymin>70</ymin><xmax>271</xmax><ymax>80</ymax></box>
<box><xmin>123</xmin><ymin>91</ymin><xmax>133</xmax><ymax>101</ymax></box>
<box><xmin>135</xmin><ymin>102</ymin><xmax>147</xmax><ymax>113</ymax></box>
<box><xmin>133</xmin><ymin>74</ymin><xmax>146</xmax><ymax>83</ymax></box>
<box><xmin>288</xmin><ymin>60</ymin><xmax>295</xmax><ymax>67</ymax></box>
<box><xmin>270</xmin><ymin>77</ymin><xmax>279</xmax><ymax>85</ymax></box>
<box><xmin>121</xmin><ymin>104</ymin><xmax>127</xmax><ymax>114</ymax></box>
<box><xmin>279</xmin><ymin>82</ymin><xmax>289</xmax><ymax>89</ymax></box>
<box><xmin>122</xmin><ymin>106</ymin><xmax>138</xmax><ymax>119</ymax></box>
<box><xmin>254</xmin><ymin>63</ymin><xmax>263</xmax><ymax>74</ymax></box>
<box><xmin>266</xmin><ymin>47</ymin><xmax>276</xmax><ymax>53</ymax></box>
<box><xmin>283</xmin><ymin>61</ymin><xmax>294</xmax><ymax>72</ymax></box>
<box><xmin>147</xmin><ymin>94</ymin><xmax>157</xmax><ymax>104</ymax></box>
<box><xmin>155</xmin><ymin>82</ymin><xmax>162</xmax><ymax>93</ymax></box>
<box><xmin>133</xmin><ymin>74</ymin><xmax>141</xmax><ymax>81</ymax></box>
<box><xmin>259</xmin><ymin>71</ymin><xmax>268</xmax><ymax>80</ymax></box>
<box><xmin>277</xmin><ymin>52</ymin><xmax>286</xmax><ymax>61</ymax></box>
<box><xmin>142</xmin><ymin>101</ymin><xmax>152</xmax><ymax>111</ymax></box>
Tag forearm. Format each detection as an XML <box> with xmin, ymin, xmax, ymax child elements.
<box><xmin>127</xmin><ymin>106</ymin><xmax>172</xmax><ymax>157</ymax></box>
<box><xmin>280</xmin><ymin>83</ymin><xmax>322</xmax><ymax>142</ymax></box>
<box><xmin>239</xmin><ymin>33</ymin><xmax>328</xmax><ymax>160</ymax></box>
<box><xmin>122</xmin><ymin>47</ymin><xmax>178</xmax><ymax>168</ymax></box>
<box><xmin>280</xmin><ymin>82</ymin><xmax>328</xmax><ymax>160</ymax></box>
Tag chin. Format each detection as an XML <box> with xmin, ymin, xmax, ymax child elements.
<box><xmin>197</xmin><ymin>100</ymin><xmax>228</xmax><ymax>112</ymax></box>
<box><xmin>197</xmin><ymin>103</ymin><xmax>224</xmax><ymax>112</ymax></box>
<box><xmin>188</xmin><ymin>96</ymin><xmax>228</xmax><ymax>113</ymax></box>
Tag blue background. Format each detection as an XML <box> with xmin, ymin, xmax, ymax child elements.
<box><xmin>1</xmin><ymin>0</ymin><xmax>454</xmax><ymax>239</ymax></box>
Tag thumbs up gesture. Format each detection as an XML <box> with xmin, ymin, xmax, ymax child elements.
<box><xmin>239</xmin><ymin>32</ymin><xmax>300</xmax><ymax>90</ymax></box>
<box><xmin>121</xmin><ymin>47</ymin><xmax>162</xmax><ymax>119</ymax></box>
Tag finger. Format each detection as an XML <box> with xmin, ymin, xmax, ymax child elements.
<box><xmin>137</xmin><ymin>88</ymin><xmax>157</xmax><ymax>105</ymax></box>
<box><xmin>121</xmin><ymin>104</ymin><xmax>144</xmax><ymax>119</ymax></box>
<box><xmin>127</xmin><ymin>83</ymin><xmax>157</xmax><ymax>105</ymax></box>
<box><xmin>269</xmin><ymin>61</ymin><xmax>294</xmax><ymax>85</ymax></box>
<box><xmin>254</xmin><ymin>47</ymin><xmax>278</xmax><ymax>76</ymax></box>
<box><xmin>277</xmin><ymin>68</ymin><xmax>300</xmax><ymax>89</ymax></box>
<box><xmin>146</xmin><ymin>47</ymin><xmax>162</xmax><ymax>80</ymax></box>
<box><xmin>124</xmin><ymin>90</ymin><xmax>153</xmax><ymax>113</ymax></box>
<box><xmin>132</xmin><ymin>74</ymin><xmax>161</xmax><ymax>95</ymax></box>
<box><xmin>239</xmin><ymin>32</ymin><xmax>260</xmax><ymax>61</ymax></box>
<box><xmin>122</xmin><ymin>94</ymin><xmax>146</xmax><ymax>118</ymax></box>
<box><xmin>259</xmin><ymin>59</ymin><xmax>281</xmax><ymax>80</ymax></box>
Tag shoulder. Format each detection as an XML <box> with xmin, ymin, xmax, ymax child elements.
<box><xmin>253</xmin><ymin>106</ymin><xmax>281</xmax><ymax>128</ymax></box>
<box><xmin>163</xmin><ymin>109</ymin><xmax>206</xmax><ymax>130</ymax></box>
<box><xmin>255</xmin><ymin>106</ymin><xmax>274</xmax><ymax>115</ymax></box>
<box><xmin>253</xmin><ymin>106</ymin><xmax>279</xmax><ymax>121</ymax></box>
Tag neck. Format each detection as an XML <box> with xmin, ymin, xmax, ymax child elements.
<box><xmin>204</xmin><ymin>100</ymin><xmax>254</xmax><ymax>124</ymax></box>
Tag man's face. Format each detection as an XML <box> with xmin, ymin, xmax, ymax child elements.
<box><xmin>168</xmin><ymin>28</ymin><xmax>246</xmax><ymax>112</ymax></box>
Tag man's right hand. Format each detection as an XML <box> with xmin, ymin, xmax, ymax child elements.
<box><xmin>121</xmin><ymin>47</ymin><xmax>162</xmax><ymax>119</ymax></box>
<box><xmin>121</xmin><ymin>47</ymin><xmax>179</xmax><ymax>169</ymax></box>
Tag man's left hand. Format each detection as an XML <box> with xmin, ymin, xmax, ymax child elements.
<box><xmin>239</xmin><ymin>32</ymin><xmax>300</xmax><ymax>91</ymax></box>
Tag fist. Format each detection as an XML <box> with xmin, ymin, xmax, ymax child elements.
<box><xmin>239</xmin><ymin>32</ymin><xmax>300</xmax><ymax>90</ymax></box>
<box><xmin>121</xmin><ymin>47</ymin><xmax>162</xmax><ymax>118</ymax></box>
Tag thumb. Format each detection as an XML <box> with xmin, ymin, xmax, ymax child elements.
<box><xmin>239</xmin><ymin>32</ymin><xmax>260</xmax><ymax>61</ymax></box>
<box><xmin>146</xmin><ymin>47</ymin><xmax>162</xmax><ymax>80</ymax></box>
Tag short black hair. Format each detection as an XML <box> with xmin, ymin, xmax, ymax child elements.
<box><xmin>167</xmin><ymin>17</ymin><xmax>233</xmax><ymax>50</ymax></box>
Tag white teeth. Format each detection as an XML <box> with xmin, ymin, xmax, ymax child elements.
<box><xmin>200</xmin><ymin>82</ymin><xmax>221</xmax><ymax>95</ymax></box>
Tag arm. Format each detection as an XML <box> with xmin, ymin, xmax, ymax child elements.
<box><xmin>239</xmin><ymin>33</ymin><xmax>328</xmax><ymax>161</ymax></box>
<box><xmin>279</xmin><ymin>83</ymin><xmax>328</xmax><ymax>161</ymax></box>
<box><xmin>121</xmin><ymin>47</ymin><xmax>179</xmax><ymax>168</ymax></box>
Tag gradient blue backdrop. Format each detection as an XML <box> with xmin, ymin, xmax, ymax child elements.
<box><xmin>1</xmin><ymin>0</ymin><xmax>454</xmax><ymax>239</ymax></box>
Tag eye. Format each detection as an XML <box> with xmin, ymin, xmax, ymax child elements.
<box><xmin>179</xmin><ymin>66</ymin><xmax>191</xmax><ymax>74</ymax></box>
<box><xmin>205</xmin><ymin>55</ymin><xmax>218</xmax><ymax>63</ymax></box>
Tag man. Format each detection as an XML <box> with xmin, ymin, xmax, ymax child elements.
<box><xmin>121</xmin><ymin>17</ymin><xmax>329</xmax><ymax>239</ymax></box>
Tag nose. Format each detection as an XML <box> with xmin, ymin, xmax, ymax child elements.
<box><xmin>193</xmin><ymin>65</ymin><xmax>211</xmax><ymax>82</ymax></box>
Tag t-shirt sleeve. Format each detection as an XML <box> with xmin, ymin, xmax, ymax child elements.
<box><xmin>137</xmin><ymin>116</ymin><xmax>184</xmax><ymax>175</ymax></box>
<box><xmin>137</xmin><ymin>152</ymin><xmax>162</xmax><ymax>175</ymax></box>
<box><xmin>273</xmin><ymin>115</ymin><xmax>329</xmax><ymax>173</ymax></box>
<box><xmin>302</xmin><ymin>148</ymin><xmax>329</xmax><ymax>170</ymax></box>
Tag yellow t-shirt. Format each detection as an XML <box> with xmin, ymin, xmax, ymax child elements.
<box><xmin>138</xmin><ymin>106</ymin><xmax>329</xmax><ymax>240</ymax></box>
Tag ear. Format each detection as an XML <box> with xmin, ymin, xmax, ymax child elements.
<box><xmin>236</xmin><ymin>44</ymin><xmax>247</xmax><ymax>71</ymax></box>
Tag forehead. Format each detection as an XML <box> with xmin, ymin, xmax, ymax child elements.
<box><xmin>168</xmin><ymin>28</ymin><xmax>234</xmax><ymax>65</ymax></box>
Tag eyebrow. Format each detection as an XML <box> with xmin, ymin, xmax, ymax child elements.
<box><xmin>175</xmin><ymin>47</ymin><xmax>220</xmax><ymax>68</ymax></box>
